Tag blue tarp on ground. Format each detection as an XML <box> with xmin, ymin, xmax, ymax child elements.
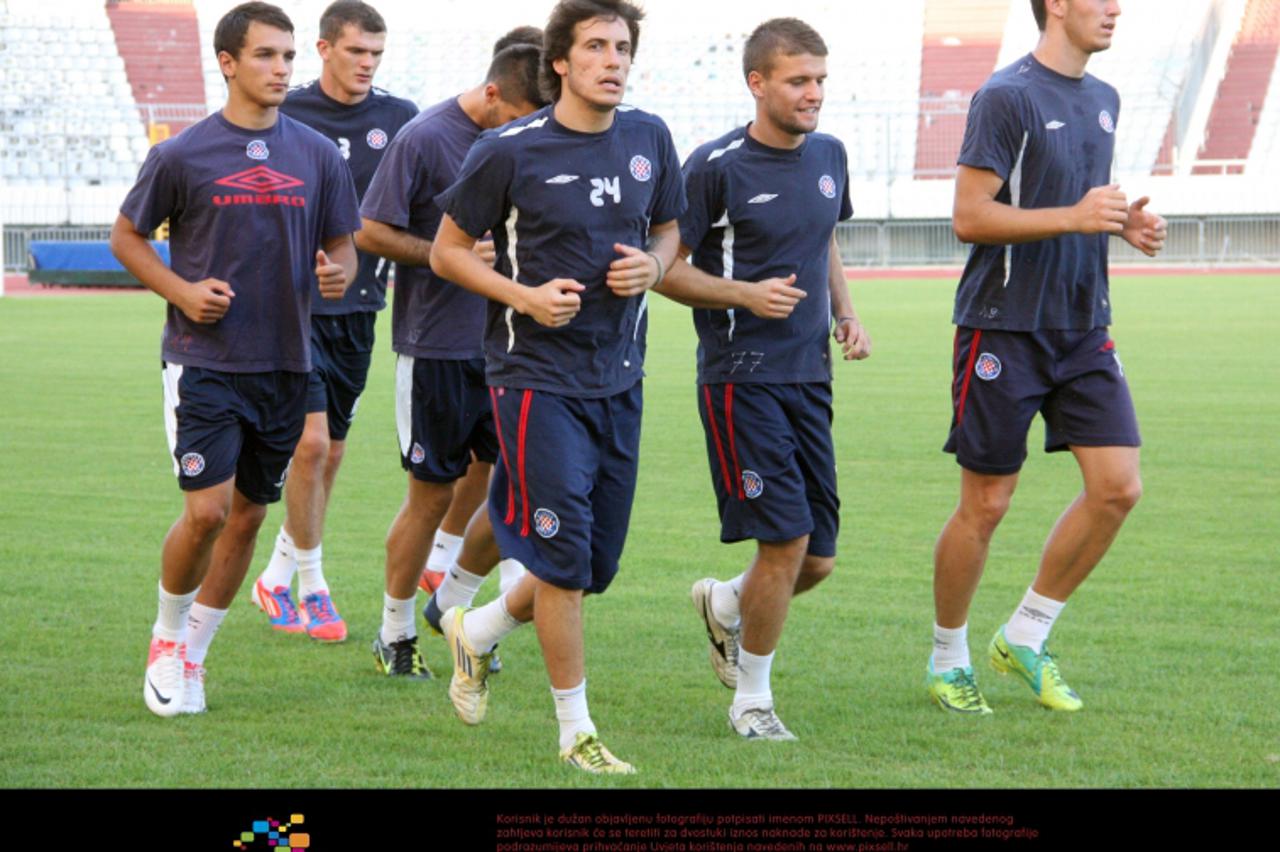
<box><xmin>28</xmin><ymin>240</ymin><xmax>170</xmax><ymax>270</ymax></box>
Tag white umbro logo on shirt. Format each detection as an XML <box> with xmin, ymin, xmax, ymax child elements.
<box><xmin>1045</xmin><ymin>121</ymin><xmax>1065</xmax><ymax>130</ymax></box>
<box><xmin>748</xmin><ymin>194</ymin><xmax>779</xmax><ymax>204</ymax></box>
<box><xmin>545</xmin><ymin>174</ymin><xmax>580</xmax><ymax>184</ymax></box>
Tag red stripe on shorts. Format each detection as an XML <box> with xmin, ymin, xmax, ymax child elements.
<box><xmin>704</xmin><ymin>385</ymin><xmax>734</xmax><ymax>500</ymax></box>
<box><xmin>517</xmin><ymin>389</ymin><xmax>533</xmax><ymax>537</ymax></box>
<box><xmin>955</xmin><ymin>329</ymin><xmax>983</xmax><ymax>426</ymax></box>
<box><xmin>489</xmin><ymin>387</ymin><xmax>517</xmax><ymax>526</ymax></box>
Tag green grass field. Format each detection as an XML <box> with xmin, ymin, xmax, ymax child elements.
<box><xmin>1</xmin><ymin>274</ymin><xmax>1276</xmax><ymax>788</ymax></box>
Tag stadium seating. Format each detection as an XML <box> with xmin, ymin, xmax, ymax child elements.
<box><xmin>2</xmin><ymin>0</ymin><xmax>1279</xmax><ymax>232</ymax></box>
<box><xmin>1195</xmin><ymin>0</ymin><xmax>1280</xmax><ymax>173</ymax></box>
<box><xmin>107</xmin><ymin>0</ymin><xmax>205</xmax><ymax>135</ymax></box>
<box><xmin>0</xmin><ymin>0</ymin><xmax>147</xmax><ymax>221</ymax></box>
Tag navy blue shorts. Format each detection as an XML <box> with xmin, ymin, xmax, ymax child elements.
<box><xmin>305</xmin><ymin>312</ymin><xmax>375</xmax><ymax>441</ymax></box>
<box><xmin>488</xmin><ymin>382</ymin><xmax>642</xmax><ymax>594</ymax></box>
<box><xmin>944</xmin><ymin>327</ymin><xmax>1142</xmax><ymax>475</ymax></box>
<box><xmin>698</xmin><ymin>382</ymin><xmax>839</xmax><ymax>557</ymax></box>
<box><xmin>396</xmin><ymin>355</ymin><xmax>498</xmax><ymax>484</ymax></box>
<box><xmin>162</xmin><ymin>363</ymin><xmax>307</xmax><ymax>504</ymax></box>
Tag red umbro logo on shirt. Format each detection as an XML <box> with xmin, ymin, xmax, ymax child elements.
<box><xmin>213</xmin><ymin>166</ymin><xmax>306</xmax><ymax>207</ymax></box>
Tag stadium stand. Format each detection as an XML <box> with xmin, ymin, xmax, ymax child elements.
<box><xmin>914</xmin><ymin>0</ymin><xmax>1008</xmax><ymax>177</ymax></box>
<box><xmin>2</xmin><ymin>0</ymin><xmax>1278</xmax><ymax>269</ymax></box>
<box><xmin>0</xmin><ymin>0</ymin><xmax>148</xmax><ymax>223</ymax></box>
<box><xmin>107</xmin><ymin>0</ymin><xmax>205</xmax><ymax>137</ymax></box>
<box><xmin>1194</xmin><ymin>0</ymin><xmax>1280</xmax><ymax>173</ymax></box>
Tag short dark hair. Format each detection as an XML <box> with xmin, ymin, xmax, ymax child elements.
<box><xmin>487</xmin><ymin>44</ymin><xmax>549</xmax><ymax>109</ymax></box>
<box><xmin>1031</xmin><ymin>0</ymin><xmax>1047</xmax><ymax>32</ymax></box>
<box><xmin>494</xmin><ymin>25</ymin><xmax>543</xmax><ymax>56</ymax></box>
<box><xmin>214</xmin><ymin>2</ymin><xmax>293</xmax><ymax>64</ymax></box>
<box><xmin>742</xmin><ymin>18</ymin><xmax>827</xmax><ymax>80</ymax></box>
<box><xmin>318</xmin><ymin>1</ymin><xmax>386</xmax><ymax>43</ymax></box>
<box><xmin>540</xmin><ymin>0</ymin><xmax>644</xmax><ymax>103</ymax></box>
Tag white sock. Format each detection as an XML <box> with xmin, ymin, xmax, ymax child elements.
<box><xmin>1005</xmin><ymin>587</ymin><xmax>1066</xmax><ymax>653</ymax></box>
<box><xmin>931</xmin><ymin>622</ymin><xmax>971</xmax><ymax>672</ymax></box>
<box><xmin>153</xmin><ymin>581</ymin><xmax>197</xmax><ymax>643</ymax></box>
<box><xmin>185</xmin><ymin>603</ymin><xmax>227</xmax><ymax>666</ymax></box>
<box><xmin>497</xmin><ymin>558</ymin><xmax>526</xmax><ymax>595</ymax></box>
<box><xmin>460</xmin><ymin>594</ymin><xmax>524</xmax><ymax>652</ymax></box>
<box><xmin>435</xmin><ymin>563</ymin><xmax>486</xmax><ymax>612</ymax></box>
<box><xmin>552</xmin><ymin>680</ymin><xmax>596</xmax><ymax>750</ymax></box>
<box><xmin>295</xmin><ymin>544</ymin><xmax>327</xmax><ymax>599</ymax></box>
<box><xmin>426</xmin><ymin>530</ymin><xmax>464</xmax><ymax>574</ymax></box>
<box><xmin>259</xmin><ymin>527</ymin><xmax>297</xmax><ymax>590</ymax></box>
<box><xmin>732</xmin><ymin>647</ymin><xmax>774</xmax><ymax>715</ymax></box>
<box><xmin>380</xmin><ymin>593</ymin><xmax>417</xmax><ymax>645</ymax></box>
<box><xmin>710</xmin><ymin>574</ymin><xmax>744</xmax><ymax>630</ymax></box>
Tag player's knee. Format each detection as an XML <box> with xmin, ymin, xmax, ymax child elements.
<box><xmin>1095</xmin><ymin>474</ymin><xmax>1142</xmax><ymax>517</ymax></box>
<box><xmin>292</xmin><ymin>428</ymin><xmax>330</xmax><ymax>470</ymax></box>
<box><xmin>962</xmin><ymin>487</ymin><xmax>1012</xmax><ymax>535</ymax></box>
<box><xmin>185</xmin><ymin>501</ymin><xmax>230</xmax><ymax>540</ymax></box>
<box><xmin>797</xmin><ymin>555</ymin><xmax>834</xmax><ymax>590</ymax></box>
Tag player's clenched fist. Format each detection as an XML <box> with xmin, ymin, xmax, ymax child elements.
<box><xmin>743</xmin><ymin>273</ymin><xmax>806</xmax><ymax>319</ymax></box>
<box><xmin>315</xmin><ymin>250</ymin><xmax>347</xmax><ymax>299</ymax></box>
<box><xmin>606</xmin><ymin>243</ymin><xmax>660</xmax><ymax>297</ymax></box>
<box><xmin>833</xmin><ymin>316</ymin><xmax>871</xmax><ymax>361</ymax></box>
<box><xmin>521</xmin><ymin>278</ymin><xmax>585</xmax><ymax>327</ymax></box>
<box><xmin>1072</xmin><ymin>184</ymin><xmax>1128</xmax><ymax>234</ymax></box>
<box><xmin>181</xmin><ymin>278</ymin><xmax>234</xmax><ymax>324</ymax></box>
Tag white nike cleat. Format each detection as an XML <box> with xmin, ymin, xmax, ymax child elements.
<box><xmin>692</xmin><ymin>578</ymin><xmax>739</xmax><ymax>689</ymax></box>
<box><xmin>144</xmin><ymin>637</ymin><xmax>186</xmax><ymax>718</ymax></box>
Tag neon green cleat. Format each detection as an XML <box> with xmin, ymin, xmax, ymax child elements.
<box><xmin>560</xmin><ymin>732</ymin><xmax>636</xmax><ymax>775</ymax></box>
<box><xmin>989</xmin><ymin>626</ymin><xmax>1083</xmax><ymax>712</ymax></box>
<box><xmin>926</xmin><ymin>663</ymin><xmax>993</xmax><ymax>715</ymax></box>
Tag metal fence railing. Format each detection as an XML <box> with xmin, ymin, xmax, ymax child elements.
<box><xmin>6</xmin><ymin>217</ymin><xmax>1277</xmax><ymax>273</ymax></box>
<box><xmin>835</xmin><ymin>216</ymin><xmax>1280</xmax><ymax>267</ymax></box>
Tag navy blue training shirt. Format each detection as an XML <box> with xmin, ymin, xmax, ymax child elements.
<box><xmin>437</xmin><ymin>105</ymin><xmax>687</xmax><ymax>398</ymax></box>
<box><xmin>120</xmin><ymin>111</ymin><xmax>362</xmax><ymax>373</ymax></box>
<box><xmin>954</xmin><ymin>53</ymin><xmax>1120</xmax><ymax>331</ymax></box>
<box><xmin>681</xmin><ymin>126</ymin><xmax>853</xmax><ymax>385</ymax></box>
<box><xmin>360</xmin><ymin>97</ymin><xmax>487</xmax><ymax>360</ymax></box>
<box><xmin>281</xmin><ymin>81</ymin><xmax>417</xmax><ymax>315</ymax></box>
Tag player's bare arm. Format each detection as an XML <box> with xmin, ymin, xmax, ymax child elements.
<box><xmin>606</xmin><ymin>218</ymin><xmax>681</xmax><ymax>298</ymax></box>
<box><xmin>1117</xmin><ymin>196</ymin><xmax>1167</xmax><ymax>257</ymax></box>
<box><xmin>315</xmin><ymin>233</ymin><xmax>358</xmax><ymax>300</ymax></box>
<box><xmin>656</xmin><ymin>244</ymin><xmax>806</xmax><ymax>317</ymax></box>
<box><xmin>431</xmin><ymin>213</ymin><xmax>583</xmax><ymax>328</ymax></box>
<box><xmin>110</xmin><ymin>212</ymin><xmax>234</xmax><ymax>324</ymax></box>
<box><xmin>357</xmin><ymin>219</ymin><xmax>496</xmax><ymax>267</ymax></box>
<box><xmin>827</xmin><ymin>231</ymin><xmax>870</xmax><ymax>360</ymax></box>
<box><xmin>356</xmin><ymin>218</ymin><xmax>433</xmax><ymax>266</ymax></box>
<box><xmin>953</xmin><ymin>164</ymin><xmax>1129</xmax><ymax>245</ymax></box>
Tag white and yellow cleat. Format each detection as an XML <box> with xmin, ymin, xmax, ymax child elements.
<box><xmin>442</xmin><ymin>606</ymin><xmax>492</xmax><ymax>725</ymax></box>
<box><xmin>560</xmin><ymin>732</ymin><xmax>636</xmax><ymax>775</ymax></box>
<box><xmin>729</xmin><ymin>705</ymin><xmax>798</xmax><ymax>741</ymax></box>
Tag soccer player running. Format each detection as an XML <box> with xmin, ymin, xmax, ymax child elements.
<box><xmin>419</xmin><ymin>26</ymin><xmax>544</xmax><ymax>596</ymax></box>
<box><xmin>111</xmin><ymin>1</ymin><xmax>359</xmax><ymax>717</ymax></box>
<box><xmin>356</xmin><ymin>43</ymin><xmax>547</xmax><ymax>679</ymax></box>
<box><xmin>926</xmin><ymin>0</ymin><xmax>1166</xmax><ymax>715</ymax></box>
<box><xmin>429</xmin><ymin>0</ymin><xmax>685</xmax><ymax>773</ymax></box>
<box><xmin>657</xmin><ymin>18</ymin><xmax>870</xmax><ymax>740</ymax></box>
<box><xmin>246</xmin><ymin>0</ymin><xmax>416</xmax><ymax>643</ymax></box>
